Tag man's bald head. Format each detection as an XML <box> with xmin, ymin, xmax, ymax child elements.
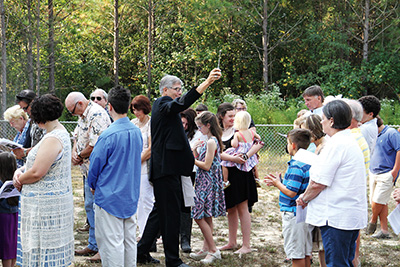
<box><xmin>65</xmin><ymin>92</ymin><xmax>88</xmax><ymax>116</ymax></box>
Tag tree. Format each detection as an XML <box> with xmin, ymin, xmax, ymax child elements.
<box><xmin>1</xmin><ymin>0</ymin><xmax>6</xmax><ymax>118</ymax></box>
<box><xmin>48</xmin><ymin>0</ymin><xmax>55</xmax><ymax>93</ymax></box>
<box><xmin>113</xmin><ymin>0</ymin><xmax>119</xmax><ymax>85</ymax></box>
<box><xmin>35</xmin><ymin>0</ymin><xmax>41</xmax><ymax>94</ymax></box>
<box><xmin>27</xmin><ymin>0</ymin><xmax>34</xmax><ymax>91</ymax></box>
<box><xmin>146</xmin><ymin>0</ymin><xmax>153</xmax><ymax>98</ymax></box>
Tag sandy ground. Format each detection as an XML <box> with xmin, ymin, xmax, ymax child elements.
<box><xmin>71</xmin><ymin>166</ymin><xmax>400</xmax><ymax>267</ymax></box>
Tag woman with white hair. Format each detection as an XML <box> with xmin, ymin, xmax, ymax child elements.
<box><xmin>4</xmin><ymin>105</ymin><xmax>30</xmax><ymax>167</ymax></box>
<box><xmin>297</xmin><ymin>100</ymin><xmax>367</xmax><ymax>267</ymax></box>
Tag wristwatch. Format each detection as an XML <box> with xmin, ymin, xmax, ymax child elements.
<box><xmin>23</xmin><ymin>149</ymin><xmax>27</xmax><ymax>157</ymax></box>
<box><xmin>78</xmin><ymin>152</ymin><xmax>83</xmax><ymax>159</ymax></box>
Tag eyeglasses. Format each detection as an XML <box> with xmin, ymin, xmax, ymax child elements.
<box><xmin>22</xmin><ymin>103</ymin><xmax>30</xmax><ymax>111</ymax></box>
<box><xmin>169</xmin><ymin>87</ymin><xmax>182</xmax><ymax>92</ymax></box>
<box><xmin>69</xmin><ymin>101</ymin><xmax>79</xmax><ymax>115</ymax></box>
<box><xmin>91</xmin><ymin>96</ymin><xmax>103</xmax><ymax>101</ymax></box>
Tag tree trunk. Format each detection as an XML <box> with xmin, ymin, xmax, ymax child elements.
<box><xmin>36</xmin><ymin>0</ymin><xmax>41</xmax><ymax>94</ymax></box>
<box><xmin>27</xmin><ymin>0</ymin><xmax>34</xmax><ymax>91</ymax></box>
<box><xmin>0</xmin><ymin>0</ymin><xmax>6</xmax><ymax>118</ymax></box>
<box><xmin>113</xmin><ymin>0</ymin><xmax>119</xmax><ymax>86</ymax></box>
<box><xmin>146</xmin><ymin>0</ymin><xmax>153</xmax><ymax>98</ymax></box>
<box><xmin>48</xmin><ymin>0</ymin><xmax>55</xmax><ymax>93</ymax></box>
<box><xmin>362</xmin><ymin>0</ymin><xmax>370</xmax><ymax>95</ymax></box>
<box><xmin>362</xmin><ymin>0</ymin><xmax>369</xmax><ymax>62</ymax></box>
<box><xmin>262</xmin><ymin>0</ymin><xmax>268</xmax><ymax>90</ymax></box>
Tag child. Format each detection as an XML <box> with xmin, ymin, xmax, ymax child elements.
<box><xmin>0</xmin><ymin>152</ymin><xmax>18</xmax><ymax>267</ymax></box>
<box><xmin>358</xmin><ymin>95</ymin><xmax>380</xmax><ymax>155</ymax></box>
<box><xmin>189</xmin><ymin>111</ymin><xmax>226</xmax><ymax>264</ymax></box>
<box><xmin>221</xmin><ymin>111</ymin><xmax>261</xmax><ymax>188</ymax></box>
<box><xmin>265</xmin><ymin>129</ymin><xmax>312</xmax><ymax>267</ymax></box>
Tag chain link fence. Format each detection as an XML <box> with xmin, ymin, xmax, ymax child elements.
<box><xmin>4</xmin><ymin>121</ymin><xmax>394</xmax><ymax>175</ymax></box>
<box><xmin>0</xmin><ymin>120</ymin><xmax>292</xmax><ymax>173</ymax></box>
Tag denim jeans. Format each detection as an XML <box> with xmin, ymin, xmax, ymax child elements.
<box><xmin>320</xmin><ymin>225</ymin><xmax>358</xmax><ymax>267</ymax></box>
<box><xmin>84</xmin><ymin>176</ymin><xmax>98</xmax><ymax>251</ymax></box>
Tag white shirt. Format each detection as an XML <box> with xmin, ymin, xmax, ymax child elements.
<box><xmin>304</xmin><ymin>106</ymin><xmax>323</xmax><ymax>118</ymax></box>
<box><xmin>306</xmin><ymin>129</ymin><xmax>368</xmax><ymax>230</ymax></box>
<box><xmin>360</xmin><ymin>118</ymin><xmax>378</xmax><ymax>156</ymax></box>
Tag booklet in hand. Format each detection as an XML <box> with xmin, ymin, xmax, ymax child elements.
<box><xmin>0</xmin><ymin>138</ymin><xmax>23</xmax><ymax>150</ymax></box>
<box><xmin>0</xmin><ymin>180</ymin><xmax>20</xmax><ymax>199</ymax></box>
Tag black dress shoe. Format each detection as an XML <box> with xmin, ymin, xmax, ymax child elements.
<box><xmin>137</xmin><ymin>253</ymin><xmax>160</xmax><ymax>264</ymax></box>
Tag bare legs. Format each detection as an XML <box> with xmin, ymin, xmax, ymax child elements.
<box><xmin>219</xmin><ymin>200</ymin><xmax>252</xmax><ymax>254</ymax></box>
<box><xmin>195</xmin><ymin>217</ymin><xmax>218</xmax><ymax>260</ymax></box>
<box><xmin>292</xmin><ymin>256</ymin><xmax>311</xmax><ymax>267</ymax></box>
<box><xmin>352</xmin><ymin>232</ymin><xmax>360</xmax><ymax>267</ymax></box>
<box><xmin>370</xmin><ymin>201</ymin><xmax>389</xmax><ymax>233</ymax></box>
<box><xmin>318</xmin><ymin>251</ymin><xmax>327</xmax><ymax>267</ymax></box>
<box><xmin>2</xmin><ymin>259</ymin><xmax>16</xmax><ymax>267</ymax></box>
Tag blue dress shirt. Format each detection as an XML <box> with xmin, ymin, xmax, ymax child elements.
<box><xmin>88</xmin><ymin>116</ymin><xmax>143</xmax><ymax>219</ymax></box>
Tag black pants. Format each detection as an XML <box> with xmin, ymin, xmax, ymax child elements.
<box><xmin>137</xmin><ymin>175</ymin><xmax>183</xmax><ymax>267</ymax></box>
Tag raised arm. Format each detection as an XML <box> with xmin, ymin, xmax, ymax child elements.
<box><xmin>195</xmin><ymin>68</ymin><xmax>221</xmax><ymax>95</ymax></box>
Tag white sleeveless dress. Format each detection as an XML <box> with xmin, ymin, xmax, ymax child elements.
<box><xmin>17</xmin><ymin>129</ymin><xmax>74</xmax><ymax>267</ymax></box>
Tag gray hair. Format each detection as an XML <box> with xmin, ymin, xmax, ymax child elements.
<box><xmin>159</xmin><ymin>75</ymin><xmax>183</xmax><ymax>95</ymax></box>
<box><xmin>90</xmin><ymin>88</ymin><xmax>108</xmax><ymax>101</ymax></box>
<box><xmin>232</xmin><ymin>99</ymin><xmax>247</xmax><ymax>109</ymax></box>
<box><xmin>343</xmin><ymin>99</ymin><xmax>363</xmax><ymax>122</ymax></box>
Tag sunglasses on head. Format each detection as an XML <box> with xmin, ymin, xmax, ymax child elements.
<box><xmin>91</xmin><ymin>96</ymin><xmax>102</xmax><ymax>101</ymax></box>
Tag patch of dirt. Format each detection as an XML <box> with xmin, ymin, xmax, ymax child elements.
<box><xmin>71</xmin><ymin>166</ymin><xmax>400</xmax><ymax>267</ymax></box>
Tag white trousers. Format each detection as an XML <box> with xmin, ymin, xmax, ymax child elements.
<box><xmin>95</xmin><ymin>204</ymin><xmax>137</xmax><ymax>267</ymax></box>
<box><xmin>136</xmin><ymin>173</ymin><xmax>154</xmax><ymax>236</ymax></box>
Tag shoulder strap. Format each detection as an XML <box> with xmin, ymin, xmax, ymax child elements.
<box><xmin>238</xmin><ymin>131</ymin><xmax>247</xmax><ymax>143</ymax></box>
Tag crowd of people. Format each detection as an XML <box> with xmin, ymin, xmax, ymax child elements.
<box><xmin>0</xmin><ymin>72</ymin><xmax>399</xmax><ymax>267</ymax></box>
<box><xmin>266</xmin><ymin>86</ymin><xmax>400</xmax><ymax>267</ymax></box>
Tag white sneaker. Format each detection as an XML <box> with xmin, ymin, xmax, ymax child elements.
<box><xmin>200</xmin><ymin>250</ymin><xmax>221</xmax><ymax>264</ymax></box>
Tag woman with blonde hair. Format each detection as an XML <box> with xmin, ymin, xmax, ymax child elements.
<box><xmin>4</xmin><ymin>105</ymin><xmax>30</xmax><ymax>167</ymax></box>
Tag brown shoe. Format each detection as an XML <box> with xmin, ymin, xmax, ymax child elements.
<box><xmin>78</xmin><ymin>223</ymin><xmax>90</xmax><ymax>232</ymax></box>
<box><xmin>75</xmin><ymin>247</ymin><xmax>97</xmax><ymax>256</ymax></box>
<box><xmin>87</xmin><ymin>252</ymin><xmax>101</xmax><ymax>263</ymax></box>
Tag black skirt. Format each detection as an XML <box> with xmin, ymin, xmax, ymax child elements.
<box><xmin>224</xmin><ymin>166</ymin><xmax>258</xmax><ymax>210</ymax></box>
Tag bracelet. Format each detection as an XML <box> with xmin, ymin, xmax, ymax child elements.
<box><xmin>23</xmin><ymin>149</ymin><xmax>27</xmax><ymax>157</ymax></box>
<box><xmin>78</xmin><ymin>153</ymin><xmax>83</xmax><ymax>159</ymax></box>
<box><xmin>242</xmin><ymin>153</ymin><xmax>249</xmax><ymax>160</ymax></box>
<box><xmin>300</xmin><ymin>197</ymin><xmax>309</xmax><ymax>204</ymax></box>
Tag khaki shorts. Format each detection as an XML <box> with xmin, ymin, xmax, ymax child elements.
<box><xmin>282</xmin><ymin>211</ymin><xmax>312</xmax><ymax>259</ymax></box>
<box><xmin>369</xmin><ymin>171</ymin><xmax>395</xmax><ymax>205</ymax></box>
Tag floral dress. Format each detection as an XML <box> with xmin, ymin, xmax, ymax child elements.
<box><xmin>191</xmin><ymin>137</ymin><xmax>226</xmax><ymax>219</ymax></box>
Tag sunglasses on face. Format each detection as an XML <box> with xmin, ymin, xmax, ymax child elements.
<box><xmin>69</xmin><ymin>101</ymin><xmax>79</xmax><ymax>115</ymax></box>
<box><xmin>91</xmin><ymin>96</ymin><xmax>103</xmax><ymax>101</ymax></box>
<box><xmin>22</xmin><ymin>103</ymin><xmax>30</xmax><ymax>111</ymax></box>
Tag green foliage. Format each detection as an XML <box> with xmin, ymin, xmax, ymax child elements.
<box><xmin>1</xmin><ymin>0</ymin><xmax>399</xmax><ymax>111</ymax></box>
<box><xmin>380</xmin><ymin>99</ymin><xmax>400</xmax><ymax>126</ymax></box>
